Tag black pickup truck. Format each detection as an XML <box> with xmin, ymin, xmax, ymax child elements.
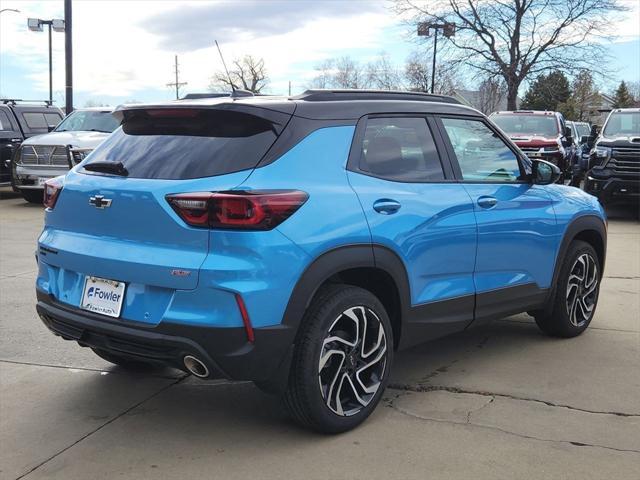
<box><xmin>0</xmin><ymin>100</ymin><xmax>64</xmax><ymax>187</ymax></box>
<box><xmin>582</xmin><ymin>108</ymin><xmax>640</xmax><ymax>206</ymax></box>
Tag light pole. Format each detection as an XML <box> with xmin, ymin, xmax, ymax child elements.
<box><xmin>417</xmin><ymin>22</ymin><xmax>456</xmax><ymax>94</ymax></box>
<box><xmin>27</xmin><ymin>17</ymin><xmax>65</xmax><ymax>104</ymax></box>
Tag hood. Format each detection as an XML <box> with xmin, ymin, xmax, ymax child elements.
<box><xmin>597</xmin><ymin>136</ymin><xmax>640</xmax><ymax>147</ymax></box>
<box><xmin>509</xmin><ymin>135</ymin><xmax>560</xmax><ymax>147</ymax></box>
<box><xmin>21</xmin><ymin>130</ymin><xmax>111</xmax><ymax>149</ymax></box>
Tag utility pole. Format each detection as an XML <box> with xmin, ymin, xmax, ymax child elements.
<box><xmin>64</xmin><ymin>0</ymin><xmax>73</xmax><ymax>113</ymax></box>
<box><xmin>167</xmin><ymin>55</ymin><xmax>187</xmax><ymax>100</ymax></box>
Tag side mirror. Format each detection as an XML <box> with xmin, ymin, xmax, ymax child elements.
<box><xmin>531</xmin><ymin>159</ymin><xmax>561</xmax><ymax>185</ymax></box>
<box><xmin>590</xmin><ymin>125</ymin><xmax>600</xmax><ymax>136</ymax></box>
<box><xmin>47</xmin><ymin>125</ymin><xmax>56</xmax><ymax>132</ymax></box>
<box><xmin>564</xmin><ymin>126</ymin><xmax>572</xmax><ymax>138</ymax></box>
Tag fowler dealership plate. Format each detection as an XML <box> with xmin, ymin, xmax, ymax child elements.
<box><xmin>80</xmin><ymin>276</ymin><xmax>125</xmax><ymax>318</ymax></box>
<box><xmin>37</xmin><ymin>177</ymin><xmax>53</xmax><ymax>186</ymax></box>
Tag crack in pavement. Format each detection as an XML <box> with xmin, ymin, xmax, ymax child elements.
<box><xmin>0</xmin><ymin>358</ymin><xmax>183</xmax><ymax>380</ymax></box>
<box><xmin>15</xmin><ymin>375</ymin><xmax>189</xmax><ymax>480</ymax></box>
<box><xmin>604</xmin><ymin>275</ymin><xmax>640</xmax><ymax>280</ymax></box>
<box><xmin>387</xmin><ymin>383</ymin><xmax>640</xmax><ymax>418</ymax></box>
<box><xmin>388</xmin><ymin>401</ymin><xmax>640</xmax><ymax>455</ymax></box>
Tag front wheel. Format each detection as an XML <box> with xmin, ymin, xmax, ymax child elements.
<box><xmin>534</xmin><ymin>240</ymin><xmax>601</xmax><ymax>337</ymax></box>
<box><xmin>283</xmin><ymin>284</ymin><xmax>393</xmax><ymax>433</ymax></box>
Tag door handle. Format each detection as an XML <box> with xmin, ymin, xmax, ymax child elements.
<box><xmin>373</xmin><ymin>199</ymin><xmax>401</xmax><ymax>215</ymax></box>
<box><xmin>477</xmin><ymin>196</ymin><xmax>498</xmax><ymax>209</ymax></box>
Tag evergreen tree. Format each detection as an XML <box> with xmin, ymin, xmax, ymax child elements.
<box><xmin>611</xmin><ymin>81</ymin><xmax>635</xmax><ymax>108</ymax></box>
<box><xmin>558</xmin><ymin>71</ymin><xmax>601</xmax><ymax>121</ymax></box>
<box><xmin>521</xmin><ymin>70</ymin><xmax>571</xmax><ymax>111</ymax></box>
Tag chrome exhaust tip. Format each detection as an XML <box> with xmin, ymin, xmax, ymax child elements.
<box><xmin>183</xmin><ymin>355</ymin><xmax>209</xmax><ymax>378</ymax></box>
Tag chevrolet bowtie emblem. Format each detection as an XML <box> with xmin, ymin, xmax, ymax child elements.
<box><xmin>89</xmin><ymin>195</ymin><xmax>112</xmax><ymax>209</ymax></box>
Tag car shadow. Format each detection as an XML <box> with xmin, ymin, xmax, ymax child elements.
<box><xmin>59</xmin><ymin>315</ymin><xmax>553</xmax><ymax>438</ymax></box>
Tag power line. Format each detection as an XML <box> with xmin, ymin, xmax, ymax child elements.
<box><xmin>166</xmin><ymin>55</ymin><xmax>187</xmax><ymax>100</ymax></box>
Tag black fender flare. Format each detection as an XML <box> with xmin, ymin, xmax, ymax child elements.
<box><xmin>546</xmin><ymin>214</ymin><xmax>607</xmax><ymax>304</ymax></box>
<box><xmin>280</xmin><ymin>243</ymin><xmax>411</xmax><ymax>330</ymax></box>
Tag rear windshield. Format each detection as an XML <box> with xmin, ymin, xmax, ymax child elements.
<box><xmin>81</xmin><ymin>108</ymin><xmax>287</xmax><ymax>180</ymax></box>
<box><xmin>55</xmin><ymin>110</ymin><xmax>119</xmax><ymax>133</ymax></box>
<box><xmin>492</xmin><ymin>114</ymin><xmax>559</xmax><ymax>137</ymax></box>
<box><xmin>22</xmin><ymin>111</ymin><xmax>63</xmax><ymax>129</ymax></box>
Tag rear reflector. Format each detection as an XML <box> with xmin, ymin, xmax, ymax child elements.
<box><xmin>43</xmin><ymin>177</ymin><xmax>64</xmax><ymax>209</ymax></box>
<box><xmin>235</xmin><ymin>293</ymin><xmax>254</xmax><ymax>343</ymax></box>
<box><xmin>166</xmin><ymin>190</ymin><xmax>308</xmax><ymax>230</ymax></box>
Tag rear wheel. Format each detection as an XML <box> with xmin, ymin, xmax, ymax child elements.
<box><xmin>91</xmin><ymin>348</ymin><xmax>157</xmax><ymax>371</ymax></box>
<box><xmin>283</xmin><ymin>284</ymin><xmax>393</xmax><ymax>433</ymax></box>
<box><xmin>534</xmin><ymin>240</ymin><xmax>601</xmax><ymax>337</ymax></box>
<box><xmin>21</xmin><ymin>189</ymin><xmax>43</xmax><ymax>204</ymax></box>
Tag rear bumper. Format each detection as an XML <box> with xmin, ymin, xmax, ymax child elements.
<box><xmin>36</xmin><ymin>290</ymin><xmax>295</xmax><ymax>384</ymax></box>
<box><xmin>585</xmin><ymin>176</ymin><xmax>640</xmax><ymax>203</ymax></box>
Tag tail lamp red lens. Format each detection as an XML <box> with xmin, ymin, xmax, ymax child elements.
<box><xmin>43</xmin><ymin>177</ymin><xmax>64</xmax><ymax>209</ymax></box>
<box><xmin>166</xmin><ymin>190</ymin><xmax>308</xmax><ymax>230</ymax></box>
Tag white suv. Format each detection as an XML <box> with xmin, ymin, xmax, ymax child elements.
<box><xmin>12</xmin><ymin>107</ymin><xmax>119</xmax><ymax>203</ymax></box>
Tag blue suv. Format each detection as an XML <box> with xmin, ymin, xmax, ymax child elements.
<box><xmin>36</xmin><ymin>90</ymin><xmax>607</xmax><ymax>432</ymax></box>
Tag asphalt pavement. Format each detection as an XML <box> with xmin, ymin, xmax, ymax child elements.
<box><xmin>1</xmin><ymin>188</ymin><xmax>638</xmax><ymax>480</ymax></box>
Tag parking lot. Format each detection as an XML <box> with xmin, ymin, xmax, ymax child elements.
<box><xmin>0</xmin><ymin>188</ymin><xmax>638</xmax><ymax>479</ymax></box>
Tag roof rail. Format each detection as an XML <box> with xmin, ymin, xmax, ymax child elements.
<box><xmin>1</xmin><ymin>98</ymin><xmax>53</xmax><ymax>106</ymax></box>
<box><xmin>180</xmin><ymin>93</ymin><xmax>230</xmax><ymax>100</ymax></box>
<box><xmin>293</xmin><ymin>89</ymin><xmax>461</xmax><ymax>105</ymax></box>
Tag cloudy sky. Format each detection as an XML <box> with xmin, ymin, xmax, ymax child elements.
<box><xmin>0</xmin><ymin>0</ymin><xmax>638</xmax><ymax>107</ymax></box>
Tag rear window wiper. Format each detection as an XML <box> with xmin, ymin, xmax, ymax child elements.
<box><xmin>83</xmin><ymin>161</ymin><xmax>128</xmax><ymax>176</ymax></box>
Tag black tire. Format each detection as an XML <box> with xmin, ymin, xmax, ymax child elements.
<box><xmin>91</xmin><ymin>348</ymin><xmax>157</xmax><ymax>371</ymax></box>
<box><xmin>21</xmin><ymin>189</ymin><xmax>43</xmax><ymax>204</ymax></box>
<box><xmin>283</xmin><ymin>284</ymin><xmax>393</xmax><ymax>433</ymax></box>
<box><xmin>534</xmin><ymin>240</ymin><xmax>601</xmax><ymax>337</ymax></box>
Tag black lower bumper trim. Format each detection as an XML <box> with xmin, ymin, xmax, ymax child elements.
<box><xmin>36</xmin><ymin>290</ymin><xmax>295</xmax><ymax>383</ymax></box>
<box><xmin>585</xmin><ymin>176</ymin><xmax>640</xmax><ymax>203</ymax></box>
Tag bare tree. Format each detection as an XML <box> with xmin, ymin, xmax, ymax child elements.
<box><xmin>309</xmin><ymin>56</ymin><xmax>369</xmax><ymax>89</ymax></box>
<box><xmin>333</xmin><ymin>57</ymin><xmax>369</xmax><ymax>89</ymax></box>
<box><xmin>395</xmin><ymin>0</ymin><xmax>626</xmax><ymax>109</ymax></box>
<box><xmin>404</xmin><ymin>50</ymin><xmax>463</xmax><ymax>94</ymax></box>
<box><xmin>367</xmin><ymin>53</ymin><xmax>404</xmax><ymax>90</ymax></box>
<box><xmin>477</xmin><ymin>77</ymin><xmax>507</xmax><ymax>114</ymax></box>
<box><xmin>209</xmin><ymin>55</ymin><xmax>268</xmax><ymax>93</ymax></box>
<box><xmin>627</xmin><ymin>80</ymin><xmax>640</xmax><ymax>102</ymax></box>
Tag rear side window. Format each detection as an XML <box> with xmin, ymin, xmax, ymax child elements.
<box><xmin>82</xmin><ymin>108</ymin><xmax>287</xmax><ymax>180</ymax></box>
<box><xmin>441</xmin><ymin>118</ymin><xmax>521</xmax><ymax>182</ymax></box>
<box><xmin>22</xmin><ymin>112</ymin><xmax>62</xmax><ymax>129</ymax></box>
<box><xmin>0</xmin><ymin>111</ymin><xmax>12</xmax><ymax>131</ymax></box>
<box><xmin>358</xmin><ymin>117</ymin><xmax>444</xmax><ymax>182</ymax></box>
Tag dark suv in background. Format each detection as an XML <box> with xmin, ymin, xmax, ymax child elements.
<box><xmin>583</xmin><ymin>108</ymin><xmax>640</xmax><ymax>205</ymax></box>
<box><xmin>490</xmin><ymin>110</ymin><xmax>575</xmax><ymax>180</ymax></box>
<box><xmin>0</xmin><ymin>99</ymin><xmax>64</xmax><ymax>187</ymax></box>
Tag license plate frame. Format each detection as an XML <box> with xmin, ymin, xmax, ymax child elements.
<box><xmin>80</xmin><ymin>276</ymin><xmax>126</xmax><ymax>318</ymax></box>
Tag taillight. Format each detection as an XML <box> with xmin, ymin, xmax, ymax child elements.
<box><xmin>43</xmin><ymin>177</ymin><xmax>64</xmax><ymax>209</ymax></box>
<box><xmin>166</xmin><ymin>190</ymin><xmax>308</xmax><ymax>230</ymax></box>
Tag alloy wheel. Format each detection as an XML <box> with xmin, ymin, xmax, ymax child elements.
<box><xmin>566</xmin><ymin>253</ymin><xmax>598</xmax><ymax>327</ymax></box>
<box><xmin>318</xmin><ymin>306</ymin><xmax>387</xmax><ymax>416</ymax></box>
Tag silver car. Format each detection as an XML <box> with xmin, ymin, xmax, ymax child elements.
<box><xmin>12</xmin><ymin>107</ymin><xmax>119</xmax><ymax>203</ymax></box>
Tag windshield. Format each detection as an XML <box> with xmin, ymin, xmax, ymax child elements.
<box><xmin>491</xmin><ymin>114</ymin><xmax>559</xmax><ymax>137</ymax></box>
<box><xmin>55</xmin><ymin>110</ymin><xmax>119</xmax><ymax>133</ymax></box>
<box><xmin>603</xmin><ymin>112</ymin><xmax>640</xmax><ymax>137</ymax></box>
<box><xmin>575</xmin><ymin>123</ymin><xmax>590</xmax><ymax>138</ymax></box>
